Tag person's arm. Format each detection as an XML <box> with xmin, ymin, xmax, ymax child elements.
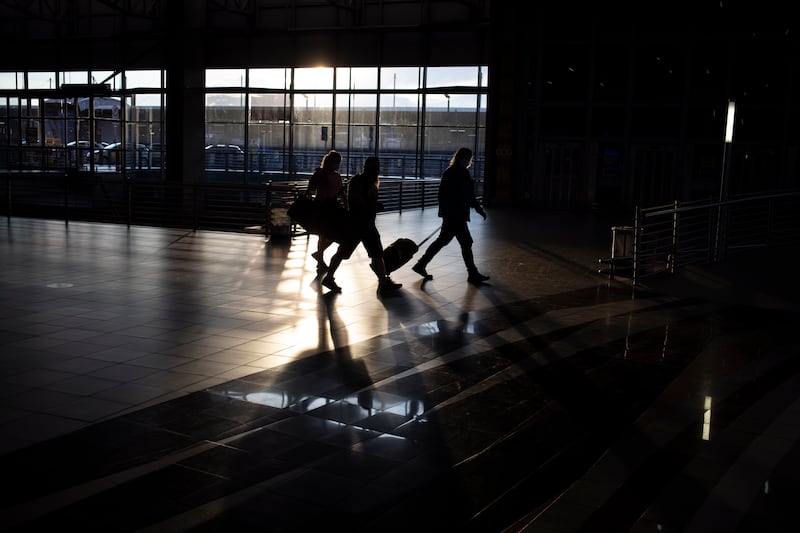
<box><xmin>337</xmin><ymin>175</ymin><xmax>348</xmax><ymax>209</ymax></box>
<box><xmin>468</xmin><ymin>175</ymin><xmax>487</xmax><ymax>219</ymax></box>
<box><xmin>469</xmin><ymin>195</ymin><xmax>486</xmax><ymax>219</ymax></box>
<box><xmin>307</xmin><ymin>169</ymin><xmax>320</xmax><ymax>196</ymax></box>
<box><xmin>368</xmin><ymin>182</ymin><xmax>382</xmax><ymax>213</ymax></box>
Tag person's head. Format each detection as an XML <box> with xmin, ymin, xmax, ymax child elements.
<box><xmin>450</xmin><ymin>147</ymin><xmax>473</xmax><ymax>169</ymax></box>
<box><xmin>363</xmin><ymin>156</ymin><xmax>380</xmax><ymax>176</ymax></box>
<box><xmin>321</xmin><ymin>150</ymin><xmax>341</xmax><ymax>170</ymax></box>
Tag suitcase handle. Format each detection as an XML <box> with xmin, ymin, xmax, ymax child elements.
<box><xmin>418</xmin><ymin>226</ymin><xmax>441</xmax><ymax>247</ymax></box>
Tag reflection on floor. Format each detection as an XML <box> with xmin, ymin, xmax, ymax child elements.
<box><xmin>1</xmin><ymin>208</ymin><xmax>798</xmax><ymax>532</ymax></box>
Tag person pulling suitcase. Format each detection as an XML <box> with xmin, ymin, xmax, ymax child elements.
<box><xmin>320</xmin><ymin>157</ymin><xmax>402</xmax><ymax>296</ymax></box>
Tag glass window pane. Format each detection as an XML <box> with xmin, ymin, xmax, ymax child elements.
<box><xmin>206</xmin><ymin>69</ymin><xmax>246</xmax><ymax>88</ymax></box>
<box><xmin>43</xmin><ymin>98</ymin><xmax>65</xmax><ymax>118</ymax></box>
<box><xmin>125</xmin><ymin>70</ymin><xmax>163</xmax><ymax>89</ymax></box>
<box><xmin>335</xmin><ymin>93</ymin><xmax>377</xmax><ymax>173</ymax></box>
<box><xmin>426</xmin><ymin>66</ymin><xmax>480</xmax><ymax>88</ymax></box>
<box><xmin>380</xmin><ymin>125</ymin><xmax>418</xmax><ymax>155</ymax></box>
<box><xmin>292</xmin><ymin>93</ymin><xmax>332</xmax><ymax>124</ymax></box>
<box><xmin>427</xmin><ymin>93</ymin><xmax>481</xmax><ymax>117</ymax></box>
<box><xmin>336</xmin><ymin>67</ymin><xmax>378</xmax><ymax>90</ymax></box>
<box><xmin>249</xmin><ymin>68</ymin><xmax>289</xmax><ymax>89</ymax></box>
<box><xmin>132</xmin><ymin>94</ymin><xmax>161</xmax><ymax>107</ymax></box>
<box><xmin>248</xmin><ymin>126</ymin><xmax>287</xmax><ymax>177</ymax></box>
<box><xmin>378</xmin><ymin>91</ymin><xmax>420</xmax><ymax>177</ymax></box>
<box><xmin>249</xmin><ymin>91</ymin><xmax>289</xmax><ymax>178</ymax></box>
<box><xmin>250</xmin><ymin>93</ymin><xmax>288</xmax><ymax>119</ymax></box>
<box><xmin>335</xmin><ymin>92</ymin><xmax>377</xmax><ymax>112</ymax></box>
<box><xmin>0</xmin><ymin>72</ymin><xmax>18</xmax><ymax>90</ymax></box>
<box><xmin>292</xmin><ymin>88</ymin><xmax>333</xmax><ymax>176</ymax></box>
<box><xmin>380</xmin><ymin>67</ymin><xmax>421</xmax><ymax>90</ymax></box>
<box><xmin>206</xmin><ymin>93</ymin><xmax>246</xmax><ymax>121</ymax></box>
<box><xmin>28</xmin><ymin>72</ymin><xmax>56</xmax><ymax>89</ymax></box>
<box><xmin>294</xmin><ymin>67</ymin><xmax>334</xmax><ymax>91</ymax></box>
<box><xmin>380</xmin><ymin>92</ymin><xmax>420</xmax><ymax>123</ymax></box>
<box><xmin>91</xmin><ymin>71</ymin><xmax>121</xmax><ymax>90</ymax></box>
<box><xmin>59</xmin><ymin>71</ymin><xmax>88</xmax><ymax>86</ymax></box>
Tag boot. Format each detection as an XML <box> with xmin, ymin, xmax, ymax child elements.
<box><xmin>373</xmin><ymin>258</ymin><xmax>402</xmax><ymax>294</ymax></box>
<box><xmin>321</xmin><ymin>276</ymin><xmax>342</xmax><ymax>292</ymax></box>
<box><xmin>311</xmin><ymin>251</ymin><xmax>328</xmax><ymax>273</ymax></box>
<box><xmin>467</xmin><ymin>270</ymin><xmax>490</xmax><ymax>285</ymax></box>
<box><xmin>378</xmin><ymin>276</ymin><xmax>402</xmax><ymax>294</ymax></box>
<box><xmin>411</xmin><ymin>262</ymin><xmax>432</xmax><ymax>280</ymax></box>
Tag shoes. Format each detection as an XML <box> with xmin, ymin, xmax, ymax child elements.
<box><xmin>311</xmin><ymin>251</ymin><xmax>328</xmax><ymax>271</ymax></box>
<box><xmin>467</xmin><ymin>272</ymin><xmax>490</xmax><ymax>285</ymax></box>
<box><xmin>378</xmin><ymin>277</ymin><xmax>402</xmax><ymax>294</ymax></box>
<box><xmin>321</xmin><ymin>277</ymin><xmax>341</xmax><ymax>293</ymax></box>
<box><xmin>412</xmin><ymin>263</ymin><xmax>433</xmax><ymax>280</ymax></box>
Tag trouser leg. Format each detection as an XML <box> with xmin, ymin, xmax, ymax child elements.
<box><xmin>326</xmin><ymin>252</ymin><xmax>344</xmax><ymax>279</ymax></box>
<box><xmin>370</xmin><ymin>257</ymin><xmax>387</xmax><ymax>278</ymax></box>
<box><xmin>455</xmin><ymin>229</ymin><xmax>477</xmax><ymax>273</ymax></box>
<box><xmin>416</xmin><ymin>234</ymin><xmax>451</xmax><ymax>268</ymax></box>
<box><xmin>460</xmin><ymin>243</ymin><xmax>477</xmax><ymax>273</ymax></box>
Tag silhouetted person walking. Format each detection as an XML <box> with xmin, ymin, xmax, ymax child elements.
<box><xmin>307</xmin><ymin>149</ymin><xmax>346</xmax><ymax>275</ymax></box>
<box><xmin>412</xmin><ymin>147</ymin><xmax>490</xmax><ymax>285</ymax></box>
<box><xmin>321</xmin><ymin>157</ymin><xmax>402</xmax><ymax>295</ymax></box>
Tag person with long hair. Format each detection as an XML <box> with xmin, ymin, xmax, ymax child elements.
<box><xmin>411</xmin><ymin>147</ymin><xmax>490</xmax><ymax>285</ymax></box>
<box><xmin>306</xmin><ymin>149</ymin><xmax>347</xmax><ymax>275</ymax></box>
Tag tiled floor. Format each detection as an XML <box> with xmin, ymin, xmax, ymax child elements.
<box><xmin>1</xmin><ymin>207</ymin><xmax>798</xmax><ymax>532</ymax></box>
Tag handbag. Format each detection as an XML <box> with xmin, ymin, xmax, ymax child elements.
<box><xmin>287</xmin><ymin>194</ymin><xmax>323</xmax><ymax>235</ymax></box>
<box><xmin>288</xmin><ymin>195</ymin><xmax>354</xmax><ymax>242</ymax></box>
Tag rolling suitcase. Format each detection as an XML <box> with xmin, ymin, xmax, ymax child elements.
<box><xmin>382</xmin><ymin>226</ymin><xmax>440</xmax><ymax>273</ymax></box>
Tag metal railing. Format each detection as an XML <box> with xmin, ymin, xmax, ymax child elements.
<box><xmin>601</xmin><ymin>191</ymin><xmax>800</xmax><ymax>285</ymax></box>
<box><xmin>0</xmin><ymin>171</ymin><xmax>467</xmax><ymax>235</ymax></box>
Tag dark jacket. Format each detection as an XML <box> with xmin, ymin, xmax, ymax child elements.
<box><xmin>347</xmin><ymin>171</ymin><xmax>381</xmax><ymax>222</ymax></box>
<box><xmin>437</xmin><ymin>164</ymin><xmax>480</xmax><ymax>221</ymax></box>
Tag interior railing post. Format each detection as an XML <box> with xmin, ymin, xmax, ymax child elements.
<box><xmin>127</xmin><ymin>177</ymin><xmax>132</xmax><ymax>227</ymax></box>
<box><xmin>670</xmin><ymin>200</ymin><xmax>678</xmax><ymax>274</ymax></box>
<box><xmin>6</xmin><ymin>172</ymin><xmax>11</xmax><ymax>221</ymax></box>
<box><xmin>64</xmin><ymin>171</ymin><xmax>70</xmax><ymax>225</ymax></box>
<box><xmin>193</xmin><ymin>184</ymin><xmax>198</xmax><ymax>230</ymax></box>
<box><xmin>632</xmin><ymin>206</ymin><xmax>641</xmax><ymax>286</ymax></box>
<box><xmin>264</xmin><ymin>180</ymin><xmax>272</xmax><ymax>237</ymax></box>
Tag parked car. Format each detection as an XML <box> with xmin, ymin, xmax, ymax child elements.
<box><xmin>93</xmin><ymin>142</ymin><xmax>150</xmax><ymax>166</ymax></box>
<box><xmin>205</xmin><ymin>144</ymin><xmax>245</xmax><ymax>169</ymax></box>
<box><xmin>66</xmin><ymin>140</ymin><xmax>108</xmax><ymax>163</ymax></box>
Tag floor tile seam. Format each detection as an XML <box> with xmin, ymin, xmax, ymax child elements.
<box><xmin>133</xmin><ymin>465</ymin><xmax>320</xmax><ymax>533</ymax></box>
<box><xmin>632</xmin><ymin>371</ymin><xmax>800</xmax><ymax>532</ymax></box>
<box><xmin>635</xmin><ymin>333</ymin><xmax>800</xmax><ymax>419</ymax></box>
<box><xmin>334</xmin><ymin>294</ymin><xmax>690</xmax><ymax>403</ymax></box>
<box><xmin>421</xmin><ymin>301</ymin><xmax>700</xmax><ymax>416</ymax></box>
<box><xmin>0</xmin><ymin>437</ymin><xmax>226</xmax><ymax>528</ymax></box>
<box><xmin>319</xmin><ymin>298</ymin><xmax>693</xmax><ymax>442</ymax></box>
<box><xmin>531</xmin><ymin>333</ymin><xmax>800</xmax><ymax>531</ymax></box>
<box><xmin>461</xmin><ymin>293</ymin><xmax>702</xmax><ymax>362</ymax></box>
<box><xmin>683</xmin><ymin>394</ymin><xmax>800</xmax><ymax>532</ymax></box>
<box><xmin>484</xmin><ymin>294</ymin><xmax>687</xmax><ymax>341</ymax></box>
